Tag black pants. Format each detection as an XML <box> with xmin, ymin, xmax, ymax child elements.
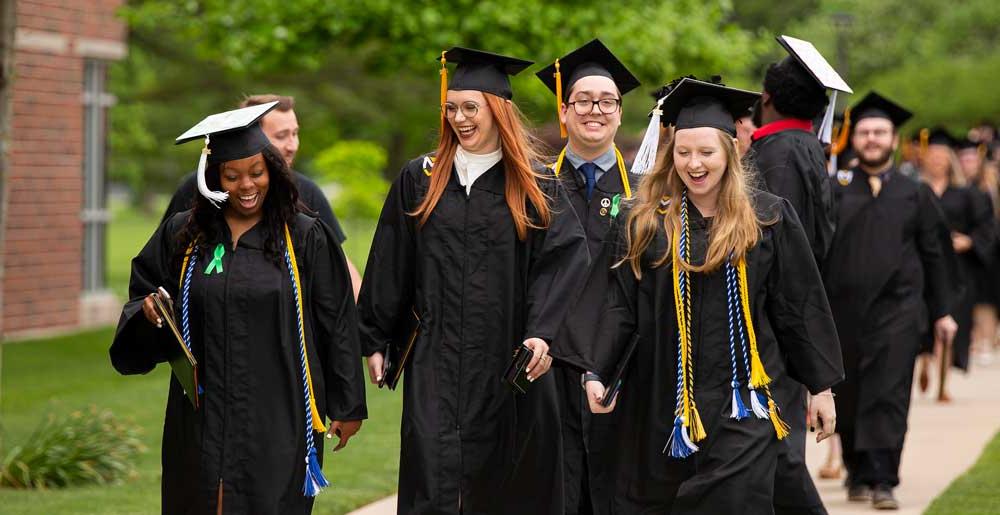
<box><xmin>840</xmin><ymin>430</ymin><xmax>902</xmax><ymax>487</ymax></box>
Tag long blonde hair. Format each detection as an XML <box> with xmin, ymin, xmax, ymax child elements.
<box><xmin>410</xmin><ymin>93</ymin><xmax>550</xmax><ymax>240</ymax></box>
<box><xmin>620</xmin><ymin>128</ymin><xmax>765</xmax><ymax>278</ymax></box>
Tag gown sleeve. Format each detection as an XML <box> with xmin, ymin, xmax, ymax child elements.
<box><xmin>523</xmin><ymin>177</ymin><xmax>590</xmax><ymax>343</ymax></box>
<box><xmin>304</xmin><ymin>219</ymin><xmax>368</xmax><ymax>421</ymax></box>
<box><xmin>357</xmin><ymin>165</ymin><xmax>418</xmax><ymax>356</ymax></box>
<box><xmin>918</xmin><ymin>184</ymin><xmax>955</xmax><ymax>321</ymax></box>
<box><xmin>765</xmin><ymin>199</ymin><xmax>845</xmax><ymax>393</ymax></box>
<box><xmin>966</xmin><ymin>188</ymin><xmax>997</xmax><ymax>265</ymax></box>
<box><xmin>551</xmin><ymin>213</ymin><xmax>638</xmax><ymax>379</ymax></box>
<box><xmin>109</xmin><ymin>213</ymin><xmax>186</xmax><ymax>375</ymax></box>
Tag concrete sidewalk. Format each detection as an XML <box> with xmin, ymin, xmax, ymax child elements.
<box><xmin>349</xmin><ymin>362</ymin><xmax>1000</xmax><ymax>515</ymax></box>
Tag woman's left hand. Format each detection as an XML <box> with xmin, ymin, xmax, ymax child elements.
<box><xmin>952</xmin><ymin>232</ymin><xmax>973</xmax><ymax>253</ymax></box>
<box><xmin>523</xmin><ymin>337</ymin><xmax>552</xmax><ymax>381</ymax></box>
<box><xmin>326</xmin><ymin>420</ymin><xmax>362</xmax><ymax>451</ymax></box>
<box><xmin>807</xmin><ymin>389</ymin><xmax>837</xmax><ymax>443</ymax></box>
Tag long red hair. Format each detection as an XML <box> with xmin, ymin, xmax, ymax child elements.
<box><xmin>410</xmin><ymin>93</ymin><xmax>550</xmax><ymax>240</ymax></box>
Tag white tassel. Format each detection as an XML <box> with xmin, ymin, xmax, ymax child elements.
<box><xmin>196</xmin><ymin>135</ymin><xmax>228</xmax><ymax>208</ymax></box>
<box><xmin>750</xmin><ymin>388</ymin><xmax>770</xmax><ymax>419</ymax></box>
<box><xmin>818</xmin><ymin>91</ymin><xmax>837</xmax><ymax>145</ymax></box>
<box><xmin>630</xmin><ymin>96</ymin><xmax>666</xmax><ymax>175</ymax></box>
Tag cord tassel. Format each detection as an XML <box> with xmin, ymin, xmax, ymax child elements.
<box><xmin>738</xmin><ymin>258</ymin><xmax>771</xmax><ymax>388</ymax></box>
<box><xmin>767</xmin><ymin>394</ymin><xmax>790</xmax><ymax>440</ymax></box>
<box><xmin>302</xmin><ymin>448</ymin><xmax>330</xmax><ymax>497</ymax></box>
<box><xmin>730</xmin><ymin>381</ymin><xmax>749</xmax><ymax>420</ymax></box>
<box><xmin>664</xmin><ymin>415</ymin><xmax>699</xmax><ymax>458</ymax></box>
<box><xmin>688</xmin><ymin>404</ymin><xmax>707</xmax><ymax>442</ymax></box>
<box><xmin>555</xmin><ymin>59</ymin><xmax>567</xmax><ymax>138</ymax></box>
<box><xmin>195</xmin><ymin>135</ymin><xmax>228</xmax><ymax>208</ymax></box>
<box><xmin>750</xmin><ymin>388</ymin><xmax>770</xmax><ymax>419</ymax></box>
<box><xmin>630</xmin><ymin>96</ymin><xmax>666</xmax><ymax>175</ymax></box>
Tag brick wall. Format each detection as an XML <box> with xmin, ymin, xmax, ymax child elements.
<box><xmin>3</xmin><ymin>0</ymin><xmax>125</xmax><ymax>335</ymax></box>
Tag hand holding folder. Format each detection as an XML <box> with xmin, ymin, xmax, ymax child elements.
<box><xmin>150</xmin><ymin>288</ymin><xmax>200</xmax><ymax>409</ymax></box>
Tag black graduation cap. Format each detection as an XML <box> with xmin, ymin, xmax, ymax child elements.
<box><xmin>630</xmin><ymin>77</ymin><xmax>758</xmax><ymax>175</ymax></box>
<box><xmin>535</xmin><ymin>39</ymin><xmax>641</xmax><ymax>100</ymax></box>
<box><xmin>175</xmin><ymin>101</ymin><xmax>279</xmax><ymax>207</ymax></box>
<box><xmin>535</xmin><ymin>39</ymin><xmax>640</xmax><ymax>138</ymax></box>
<box><xmin>849</xmin><ymin>91</ymin><xmax>913</xmax><ymax>128</ymax></box>
<box><xmin>926</xmin><ymin>127</ymin><xmax>957</xmax><ymax>147</ymax></box>
<box><xmin>439</xmin><ymin>47</ymin><xmax>533</xmax><ymax>101</ymax></box>
<box><xmin>954</xmin><ymin>137</ymin><xmax>980</xmax><ymax>151</ymax></box>
<box><xmin>776</xmin><ymin>35</ymin><xmax>852</xmax><ymax>94</ymax></box>
<box><xmin>660</xmin><ymin>78</ymin><xmax>760</xmax><ymax>136</ymax></box>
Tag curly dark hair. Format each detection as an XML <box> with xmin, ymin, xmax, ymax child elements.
<box><xmin>175</xmin><ymin>144</ymin><xmax>303</xmax><ymax>267</ymax></box>
<box><xmin>763</xmin><ymin>57</ymin><xmax>828</xmax><ymax>120</ymax></box>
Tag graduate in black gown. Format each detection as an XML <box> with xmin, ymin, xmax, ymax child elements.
<box><xmin>357</xmin><ymin>48</ymin><xmax>589</xmax><ymax>515</ymax></box>
<box><xmin>745</xmin><ymin>36</ymin><xmax>851</xmax><ymax>515</ymax></box>
<box><xmin>553</xmin><ymin>77</ymin><xmax>843</xmax><ymax>515</ymax></box>
<box><xmin>534</xmin><ymin>39</ymin><xmax>641</xmax><ymax>515</ymax></box>
<box><xmin>824</xmin><ymin>92</ymin><xmax>957</xmax><ymax>509</ymax></box>
<box><xmin>916</xmin><ymin>128</ymin><xmax>995</xmax><ymax>398</ymax></box>
<box><xmin>110</xmin><ymin>102</ymin><xmax>367</xmax><ymax>515</ymax></box>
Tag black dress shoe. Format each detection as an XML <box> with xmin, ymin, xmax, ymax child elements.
<box><xmin>872</xmin><ymin>485</ymin><xmax>899</xmax><ymax>510</ymax></box>
<box><xmin>847</xmin><ymin>484</ymin><xmax>872</xmax><ymax>502</ymax></box>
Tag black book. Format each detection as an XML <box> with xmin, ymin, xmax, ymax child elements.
<box><xmin>151</xmin><ymin>290</ymin><xmax>200</xmax><ymax>409</ymax></box>
<box><xmin>601</xmin><ymin>333</ymin><xmax>641</xmax><ymax>408</ymax></box>
<box><xmin>503</xmin><ymin>344</ymin><xmax>534</xmax><ymax>394</ymax></box>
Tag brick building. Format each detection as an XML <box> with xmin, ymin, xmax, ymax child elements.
<box><xmin>0</xmin><ymin>1</ymin><xmax>126</xmax><ymax>338</ymax></box>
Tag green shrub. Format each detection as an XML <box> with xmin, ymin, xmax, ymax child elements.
<box><xmin>0</xmin><ymin>406</ymin><xmax>144</xmax><ymax>489</ymax></box>
<box><xmin>311</xmin><ymin>140</ymin><xmax>390</xmax><ymax>221</ymax></box>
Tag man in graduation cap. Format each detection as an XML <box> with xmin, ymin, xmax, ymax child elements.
<box><xmin>746</xmin><ymin>35</ymin><xmax>852</xmax><ymax>515</ymax></box>
<box><xmin>823</xmin><ymin>91</ymin><xmax>958</xmax><ymax>510</ymax></box>
<box><xmin>161</xmin><ymin>94</ymin><xmax>363</xmax><ymax>299</ymax></box>
<box><xmin>535</xmin><ymin>39</ymin><xmax>640</xmax><ymax>515</ymax></box>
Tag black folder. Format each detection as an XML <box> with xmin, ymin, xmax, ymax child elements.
<box><xmin>152</xmin><ymin>292</ymin><xmax>200</xmax><ymax>409</ymax></box>
<box><xmin>601</xmin><ymin>333</ymin><xmax>641</xmax><ymax>408</ymax></box>
<box><xmin>379</xmin><ymin>308</ymin><xmax>421</xmax><ymax>391</ymax></box>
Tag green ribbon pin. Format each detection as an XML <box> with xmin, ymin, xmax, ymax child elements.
<box><xmin>204</xmin><ymin>243</ymin><xmax>225</xmax><ymax>275</ymax></box>
<box><xmin>610</xmin><ymin>193</ymin><xmax>622</xmax><ymax>219</ymax></box>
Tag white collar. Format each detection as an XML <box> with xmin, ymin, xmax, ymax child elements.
<box><xmin>455</xmin><ymin>146</ymin><xmax>503</xmax><ymax>194</ymax></box>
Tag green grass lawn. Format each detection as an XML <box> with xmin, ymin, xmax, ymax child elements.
<box><xmin>924</xmin><ymin>430</ymin><xmax>1000</xmax><ymax>515</ymax></box>
<box><xmin>1</xmin><ymin>202</ymin><xmax>391</xmax><ymax>514</ymax></box>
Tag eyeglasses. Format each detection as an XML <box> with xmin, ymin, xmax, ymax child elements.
<box><xmin>567</xmin><ymin>98</ymin><xmax>621</xmax><ymax>115</ymax></box>
<box><xmin>443</xmin><ymin>101</ymin><xmax>480</xmax><ymax>120</ymax></box>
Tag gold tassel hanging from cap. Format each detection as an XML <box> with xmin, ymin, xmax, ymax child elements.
<box><xmin>554</xmin><ymin>59</ymin><xmax>567</xmax><ymax>138</ymax></box>
<box><xmin>440</xmin><ymin>51</ymin><xmax>448</xmax><ymax>108</ymax></box>
<box><xmin>919</xmin><ymin>128</ymin><xmax>930</xmax><ymax>159</ymax></box>
<box><xmin>831</xmin><ymin>108</ymin><xmax>851</xmax><ymax>156</ymax></box>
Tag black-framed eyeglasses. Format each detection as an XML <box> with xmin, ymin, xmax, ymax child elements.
<box><xmin>443</xmin><ymin>101</ymin><xmax>480</xmax><ymax>119</ymax></box>
<box><xmin>567</xmin><ymin>98</ymin><xmax>621</xmax><ymax>115</ymax></box>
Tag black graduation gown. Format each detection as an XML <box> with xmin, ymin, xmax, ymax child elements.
<box><xmin>162</xmin><ymin>170</ymin><xmax>348</xmax><ymax>244</ymax></box>
<box><xmin>824</xmin><ymin>167</ymin><xmax>953</xmax><ymax>451</ymax></box>
<box><xmin>553</xmin><ymin>192</ymin><xmax>843</xmax><ymax>515</ymax></box>
<box><xmin>926</xmin><ymin>186</ymin><xmax>996</xmax><ymax>370</ymax></box>
<box><xmin>747</xmin><ymin>128</ymin><xmax>835</xmax><ymax>264</ymax></box>
<box><xmin>552</xmin><ymin>155</ymin><xmax>640</xmax><ymax>515</ymax></box>
<box><xmin>357</xmin><ymin>155</ymin><xmax>590</xmax><ymax>515</ymax></box>
<box><xmin>746</xmin><ymin>126</ymin><xmax>833</xmax><ymax>515</ymax></box>
<box><xmin>110</xmin><ymin>212</ymin><xmax>367</xmax><ymax>515</ymax></box>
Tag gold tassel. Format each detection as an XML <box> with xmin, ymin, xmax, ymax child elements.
<box><xmin>689</xmin><ymin>404</ymin><xmax>707</xmax><ymax>442</ymax></box>
<box><xmin>919</xmin><ymin>128</ymin><xmax>930</xmax><ymax>159</ymax></box>
<box><xmin>554</xmin><ymin>59</ymin><xmax>567</xmax><ymax>138</ymax></box>
<box><xmin>766</xmin><ymin>391</ymin><xmax>790</xmax><ymax>440</ymax></box>
<box><xmin>979</xmin><ymin>143</ymin><xmax>988</xmax><ymax>161</ymax></box>
<box><xmin>439</xmin><ymin>51</ymin><xmax>448</xmax><ymax>109</ymax></box>
<box><xmin>831</xmin><ymin>108</ymin><xmax>851</xmax><ymax>156</ymax></box>
<box><xmin>738</xmin><ymin>258</ymin><xmax>771</xmax><ymax>388</ymax></box>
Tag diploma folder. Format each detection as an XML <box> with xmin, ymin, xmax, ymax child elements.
<box><xmin>601</xmin><ymin>333</ymin><xmax>641</xmax><ymax>408</ymax></box>
<box><xmin>379</xmin><ymin>308</ymin><xmax>421</xmax><ymax>391</ymax></box>
<box><xmin>151</xmin><ymin>292</ymin><xmax>200</xmax><ymax>409</ymax></box>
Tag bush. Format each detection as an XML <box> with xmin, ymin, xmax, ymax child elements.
<box><xmin>0</xmin><ymin>406</ymin><xmax>144</xmax><ymax>489</ymax></box>
<box><xmin>311</xmin><ymin>140</ymin><xmax>390</xmax><ymax>221</ymax></box>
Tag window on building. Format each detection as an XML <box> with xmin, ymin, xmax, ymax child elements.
<box><xmin>82</xmin><ymin>59</ymin><xmax>114</xmax><ymax>293</ymax></box>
